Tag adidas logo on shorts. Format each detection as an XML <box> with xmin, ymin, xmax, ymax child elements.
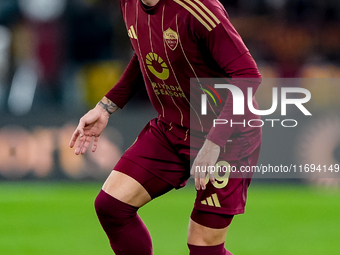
<box><xmin>201</xmin><ymin>193</ymin><xmax>221</xmax><ymax>207</ymax></box>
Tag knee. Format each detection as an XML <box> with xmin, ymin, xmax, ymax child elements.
<box><xmin>188</xmin><ymin>231</ymin><xmax>222</xmax><ymax>247</ymax></box>
<box><xmin>187</xmin><ymin>216</ymin><xmax>230</xmax><ymax>246</ymax></box>
<box><xmin>188</xmin><ymin>209</ymin><xmax>233</xmax><ymax>246</ymax></box>
<box><xmin>94</xmin><ymin>190</ymin><xmax>115</xmax><ymax>217</ymax></box>
<box><xmin>94</xmin><ymin>190</ymin><xmax>107</xmax><ymax>215</ymax></box>
<box><xmin>95</xmin><ymin>190</ymin><xmax>138</xmax><ymax>227</ymax></box>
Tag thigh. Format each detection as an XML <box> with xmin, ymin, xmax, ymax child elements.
<box><xmin>103</xmin><ymin>119</ymin><xmax>187</xmax><ymax>207</ymax></box>
<box><xmin>102</xmin><ymin>170</ymin><xmax>152</xmax><ymax>207</ymax></box>
<box><xmin>118</xmin><ymin>118</ymin><xmax>190</xmax><ymax>189</ymax></box>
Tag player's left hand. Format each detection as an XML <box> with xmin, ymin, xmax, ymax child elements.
<box><xmin>190</xmin><ymin>139</ymin><xmax>220</xmax><ymax>190</ymax></box>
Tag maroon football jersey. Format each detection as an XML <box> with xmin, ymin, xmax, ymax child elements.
<box><xmin>106</xmin><ymin>0</ymin><xmax>262</xmax><ymax>150</ymax></box>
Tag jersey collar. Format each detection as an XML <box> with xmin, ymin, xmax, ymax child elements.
<box><xmin>139</xmin><ymin>0</ymin><xmax>166</xmax><ymax>15</ymax></box>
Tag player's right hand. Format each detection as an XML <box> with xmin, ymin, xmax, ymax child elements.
<box><xmin>69</xmin><ymin>104</ymin><xmax>110</xmax><ymax>155</ymax></box>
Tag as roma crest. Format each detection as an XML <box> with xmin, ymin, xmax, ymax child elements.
<box><xmin>163</xmin><ymin>28</ymin><xmax>178</xmax><ymax>51</ymax></box>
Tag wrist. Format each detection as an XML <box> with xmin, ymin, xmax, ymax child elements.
<box><xmin>204</xmin><ymin>139</ymin><xmax>220</xmax><ymax>148</ymax></box>
<box><xmin>97</xmin><ymin>97</ymin><xmax>119</xmax><ymax>115</ymax></box>
<box><xmin>95</xmin><ymin>103</ymin><xmax>111</xmax><ymax>118</ymax></box>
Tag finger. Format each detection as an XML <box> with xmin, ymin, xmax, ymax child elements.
<box><xmin>200</xmin><ymin>177</ymin><xmax>206</xmax><ymax>190</ymax></box>
<box><xmin>76</xmin><ymin>119</ymin><xmax>85</xmax><ymax>137</ymax></box>
<box><xmin>92</xmin><ymin>136</ymin><xmax>99</xmax><ymax>152</ymax></box>
<box><xmin>192</xmin><ymin>163</ymin><xmax>202</xmax><ymax>191</ymax></box>
<box><xmin>70</xmin><ymin>120</ymin><xmax>85</xmax><ymax>149</ymax></box>
<box><xmin>69</xmin><ymin>129</ymin><xmax>80</xmax><ymax>148</ymax></box>
<box><xmin>195</xmin><ymin>168</ymin><xmax>206</xmax><ymax>190</ymax></box>
<box><xmin>195</xmin><ymin>177</ymin><xmax>201</xmax><ymax>190</ymax></box>
<box><xmin>81</xmin><ymin>135</ymin><xmax>92</xmax><ymax>155</ymax></box>
<box><xmin>192</xmin><ymin>162</ymin><xmax>203</xmax><ymax>190</ymax></box>
<box><xmin>209</xmin><ymin>169</ymin><xmax>215</xmax><ymax>184</ymax></box>
<box><xmin>75</xmin><ymin>134</ymin><xmax>86</xmax><ymax>155</ymax></box>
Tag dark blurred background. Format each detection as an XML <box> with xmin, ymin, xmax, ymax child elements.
<box><xmin>0</xmin><ymin>0</ymin><xmax>339</xmax><ymax>184</ymax></box>
<box><xmin>0</xmin><ymin>2</ymin><xmax>340</xmax><ymax>255</ymax></box>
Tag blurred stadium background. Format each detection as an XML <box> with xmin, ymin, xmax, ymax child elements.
<box><xmin>0</xmin><ymin>0</ymin><xmax>339</xmax><ymax>254</ymax></box>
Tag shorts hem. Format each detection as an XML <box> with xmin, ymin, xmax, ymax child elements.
<box><xmin>190</xmin><ymin>208</ymin><xmax>234</xmax><ymax>229</ymax></box>
<box><xmin>114</xmin><ymin>156</ymin><xmax>176</xmax><ymax>187</ymax></box>
<box><xmin>113</xmin><ymin>157</ymin><xmax>175</xmax><ymax>199</ymax></box>
<box><xmin>193</xmin><ymin>205</ymin><xmax>245</xmax><ymax>216</ymax></box>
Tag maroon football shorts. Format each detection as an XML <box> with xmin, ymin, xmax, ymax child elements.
<box><xmin>114</xmin><ymin>117</ymin><xmax>261</xmax><ymax>216</ymax></box>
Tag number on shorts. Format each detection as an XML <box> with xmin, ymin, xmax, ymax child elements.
<box><xmin>205</xmin><ymin>161</ymin><xmax>230</xmax><ymax>189</ymax></box>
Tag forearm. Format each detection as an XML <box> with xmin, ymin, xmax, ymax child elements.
<box><xmin>105</xmin><ymin>53</ymin><xmax>144</xmax><ymax>109</ymax></box>
<box><xmin>206</xmin><ymin>53</ymin><xmax>261</xmax><ymax>147</ymax></box>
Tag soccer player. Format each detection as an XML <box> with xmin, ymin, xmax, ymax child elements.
<box><xmin>69</xmin><ymin>0</ymin><xmax>262</xmax><ymax>254</ymax></box>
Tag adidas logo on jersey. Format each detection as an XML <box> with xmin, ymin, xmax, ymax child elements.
<box><xmin>201</xmin><ymin>193</ymin><xmax>221</xmax><ymax>207</ymax></box>
<box><xmin>128</xmin><ymin>25</ymin><xmax>137</xmax><ymax>39</ymax></box>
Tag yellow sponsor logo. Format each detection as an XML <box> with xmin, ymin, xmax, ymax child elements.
<box><xmin>152</xmin><ymin>82</ymin><xmax>185</xmax><ymax>98</ymax></box>
<box><xmin>146</xmin><ymin>53</ymin><xmax>169</xmax><ymax>80</ymax></box>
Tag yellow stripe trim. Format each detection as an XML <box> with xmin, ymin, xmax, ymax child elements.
<box><xmin>130</xmin><ymin>26</ymin><xmax>138</xmax><ymax>39</ymax></box>
<box><xmin>201</xmin><ymin>200</ymin><xmax>207</xmax><ymax>205</ymax></box>
<box><xmin>192</xmin><ymin>0</ymin><xmax>220</xmax><ymax>24</ymax></box>
<box><xmin>212</xmin><ymin>193</ymin><xmax>221</xmax><ymax>207</ymax></box>
<box><xmin>183</xmin><ymin>0</ymin><xmax>216</xmax><ymax>28</ymax></box>
<box><xmin>173</xmin><ymin>0</ymin><xmax>212</xmax><ymax>31</ymax></box>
